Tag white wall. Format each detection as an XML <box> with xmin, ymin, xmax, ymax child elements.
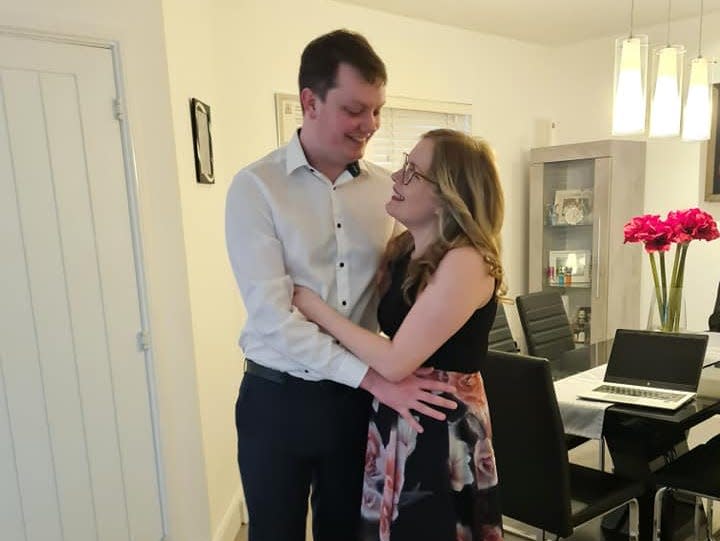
<box><xmin>547</xmin><ymin>13</ymin><xmax>720</xmax><ymax>331</ymax></box>
<box><xmin>159</xmin><ymin>0</ymin><xmax>245</xmax><ymax>539</ymax></box>
<box><xmin>0</xmin><ymin>2</ymin><xmax>211</xmax><ymax>541</ymax></box>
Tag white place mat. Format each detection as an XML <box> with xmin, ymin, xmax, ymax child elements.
<box><xmin>554</xmin><ymin>364</ymin><xmax>610</xmax><ymax>439</ymax></box>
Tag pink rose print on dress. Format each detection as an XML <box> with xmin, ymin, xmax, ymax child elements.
<box><xmin>481</xmin><ymin>524</ymin><xmax>504</xmax><ymax>541</ymax></box>
<box><xmin>362</xmin><ymin>418</ymin><xmax>418</xmax><ymax>540</ymax></box>
<box><xmin>473</xmin><ymin>437</ymin><xmax>498</xmax><ymax>490</ymax></box>
<box><xmin>448</xmin><ymin>432</ymin><xmax>474</xmax><ymax>491</ymax></box>
<box><xmin>447</xmin><ymin>372</ymin><xmax>489</xmax><ymax>419</ymax></box>
<box><xmin>365</xmin><ymin>422</ymin><xmax>384</xmax><ymax>483</ymax></box>
<box><xmin>456</xmin><ymin>523</ymin><xmax>473</xmax><ymax>541</ymax></box>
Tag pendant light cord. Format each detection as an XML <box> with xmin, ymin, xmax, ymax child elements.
<box><xmin>698</xmin><ymin>0</ymin><xmax>704</xmax><ymax>57</ymax></box>
<box><xmin>665</xmin><ymin>0</ymin><xmax>672</xmax><ymax>46</ymax></box>
<box><xmin>629</xmin><ymin>0</ymin><xmax>635</xmax><ymax>38</ymax></box>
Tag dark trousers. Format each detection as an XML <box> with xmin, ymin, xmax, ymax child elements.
<box><xmin>236</xmin><ymin>369</ymin><xmax>371</xmax><ymax>541</ymax></box>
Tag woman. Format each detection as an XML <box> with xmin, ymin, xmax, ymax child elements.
<box><xmin>294</xmin><ymin>129</ymin><xmax>506</xmax><ymax>541</ymax></box>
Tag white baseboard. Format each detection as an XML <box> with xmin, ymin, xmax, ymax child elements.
<box><xmin>212</xmin><ymin>489</ymin><xmax>245</xmax><ymax>541</ymax></box>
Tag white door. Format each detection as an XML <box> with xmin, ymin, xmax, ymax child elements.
<box><xmin>0</xmin><ymin>34</ymin><xmax>164</xmax><ymax>541</ymax></box>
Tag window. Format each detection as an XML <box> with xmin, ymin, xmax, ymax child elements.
<box><xmin>274</xmin><ymin>93</ymin><xmax>472</xmax><ymax>170</ymax></box>
<box><xmin>366</xmin><ymin>103</ymin><xmax>472</xmax><ymax>170</ymax></box>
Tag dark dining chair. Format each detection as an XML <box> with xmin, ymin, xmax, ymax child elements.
<box><xmin>516</xmin><ymin>290</ymin><xmax>576</xmax><ymax>360</ymax></box>
<box><xmin>652</xmin><ymin>433</ymin><xmax>720</xmax><ymax>541</ymax></box>
<box><xmin>483</xmin><ymin>350</ymin><xmax>643</xmax><ymax>541</ymax></box>
<box><xmin>488</xmin><ymin>303</ymin><xmax>518</xmax><ymax>352</ymax></box>
<box><xmin>709</xmin><ymin>281</ymin><xmax>720</xmax><ymax>332</ymax></box>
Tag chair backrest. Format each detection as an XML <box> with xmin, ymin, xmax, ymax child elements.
<box><xmin>709</xmin><ymin>281</ymin><xmax>720</xmax><ymax>332</ymax></box>
<box><xmin>483</xmin><ymin>350</ymin><xmax>573</xmax><ymax>537</ymax></box>
<box><xmin>488</xmin><ymin>303</ymin><xmax>518</xmax><ymax>352</ymax></box>
<box><xmin>516</xmin><ymin>290</ymin><xmax>575</xmax><ymax>359</ymax></box>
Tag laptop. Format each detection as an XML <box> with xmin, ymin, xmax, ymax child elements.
<box><xmin>577</xmin><ymin>329</ymin><xmax>708</xmax><ymax>410</ymax></box>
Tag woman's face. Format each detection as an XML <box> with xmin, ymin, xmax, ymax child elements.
<box><xmin>385</xmin><ymin>137</ymin><xmax>441</xmax><ymax>228</ymax></box>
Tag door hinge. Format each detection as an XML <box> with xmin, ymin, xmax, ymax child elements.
<box><xmin>113</xmin><ymin>97</ymin><xmax>126</xmax><ymax>121</ymax></box>
<box><xmin>137</xmin><ymin>330</ymin><xmax>151</xmax><ymax>351</ymax></box>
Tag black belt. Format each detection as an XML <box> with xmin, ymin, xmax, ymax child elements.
<box><xmin>244</xmin><ymin>359</ymin><xmax>344</xmax><ymax>391</ymax></box>
<box><xmin>245</xmin><ymin>359</ymin><xmax>288</xmax><ymax>384</ymax></box>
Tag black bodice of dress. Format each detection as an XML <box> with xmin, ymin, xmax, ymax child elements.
<box><xmin>377</xmin><ymin>251</ymin><xmax>497</xmax><ymax>373</ymax></box>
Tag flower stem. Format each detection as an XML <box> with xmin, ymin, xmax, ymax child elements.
<box><xmin>660</xmin><ymin>253</ymin><xmax>668</xmax><ymax>324</ymax></box>
<box><xmin>649</xmin><ymin>252</ymin><xmax>664</xmax><ymax>326</ymax></box>
<box><xmin>670</xmin><ymin>244</ymin><xmax>689</xmax><ymax>331</ymax></box>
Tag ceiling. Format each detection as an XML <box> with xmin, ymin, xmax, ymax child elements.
<box><xmin>335</xmin><ymin>0</ymin><xmax>720</xmax><ymax>46</ymax></box>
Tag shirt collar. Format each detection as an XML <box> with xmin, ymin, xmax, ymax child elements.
<box><xmin>286</xmin><ymin>129</ymin><xmax>368</xmax><ymax>179</ymax></box>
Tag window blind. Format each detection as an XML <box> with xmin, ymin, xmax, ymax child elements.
<box><xmin>365</xmin><ymin>107</ymin><xmax>472</xmax><ymax>170</ymax></box>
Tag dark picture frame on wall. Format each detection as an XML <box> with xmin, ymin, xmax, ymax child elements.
<box><xmin>706</xmin><ymin>83</ymin><xmax>720</xmax><ymax>201</ymax></box>
<box><xmin>190</xmin><ymin>98</ymin><xmax>215</xmax><ymax>184</ymax></box>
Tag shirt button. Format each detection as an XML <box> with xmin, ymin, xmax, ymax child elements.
<box><xmin>332</xmin><ymin>186</ymin><xmax>337</xmax><ymax>191</ymax></box>
<box><xmin>342</xmin><ymin>300</ymin><xmax>347</xmax><ymax>306</ymax></box>
<box><xmin>337</xmin><ymin>223</ymin><xmax>342</xmax><ymax>228</ymax></box>
<box><xmin>339</xmin><ymin>262</ymin><xmax>345</xmax><ymax>268</ymax></box>
<box><xmin>334</xmin><ymin>339</ymin><xmax>340</xmax><ymax>345</ymax></box>
<box><xmin>304</xmin><ymin>369</ymin><xmax>309</xmax><ymax>373</ymax></box>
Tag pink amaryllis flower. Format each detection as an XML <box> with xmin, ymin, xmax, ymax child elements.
<box><xmin>623</xmin><ymin>214</ymin><xmax>674</xmax><ymax>252</ymax></box>
<box><xmin>623</xmin><ymin>208</ymin><xmax>719</xmax><ymax>332</ymax></box>
<box><xmin>623</xmin><ymin>213</ymin><xmax>661</xmax><ymax>243</ymax></box>
<box><xmin>667</xmin><ymin>208</ymin><xmax>720</xmax><ymax>243</ymax></box>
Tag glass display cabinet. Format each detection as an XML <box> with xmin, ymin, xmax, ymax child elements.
<box><xmin>529</xmin><ymin>140</ymin><xmax>646</xmax><ymax>344</ymax></box>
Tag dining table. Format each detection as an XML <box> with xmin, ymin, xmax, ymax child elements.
<box><xmin>550</xmin><ymin>335</ymin><xmax>720</xmax><ymax>541</ymax></box>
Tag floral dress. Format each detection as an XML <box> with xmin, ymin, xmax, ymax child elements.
<box><xmin>360</xmin><ymin>253</ymin><xmax>503</xmax><ymax>541</ymax></box>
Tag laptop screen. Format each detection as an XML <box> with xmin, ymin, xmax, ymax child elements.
<box><xmin>605</xmin><ymin>330</ymin><xmax>708</xmax><ymax>391</ymax></box>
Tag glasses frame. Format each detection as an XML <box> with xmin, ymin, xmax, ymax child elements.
<box><xmin>400</xmin><ymin>152</ymin><xmax>435</xmax><ymax>185</ymax></box>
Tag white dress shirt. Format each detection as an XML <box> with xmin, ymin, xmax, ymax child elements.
<box><xmin>225</xmin><ymin>132</ymin><xmax>397</xmax><ymax>387</ymax></box>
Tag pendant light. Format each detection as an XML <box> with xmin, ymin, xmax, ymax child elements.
<box><xmin>649</xmin><ymin>0</ymin><xmax>685</xmax><ymax>137</ymax></box>
<box><xmin>682</xmin><ymin>0</ymin><xmax>712</xmax><ymax>141</ymax></box>
<box><xmin>612</xmin><ymin>0</ymin><xmax>648</xmax><ymax>135</ymax></box>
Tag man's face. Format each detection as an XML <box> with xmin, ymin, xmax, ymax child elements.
<box><xmin>304</xmin><ymin>63</ymin><xmax>385</xmax><ymax>167</ymax></box>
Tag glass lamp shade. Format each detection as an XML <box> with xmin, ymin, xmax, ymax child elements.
<box><xmin>649</xmin><ymin>45</ymin><xmax>685</xmax><ymax>137</ymax></box>
<box><xmin>682</xmin><ymin>57</ymin><xmax>712</xmax><ymax>141</ymax></box>
<box><xmin>612</xmin><ymin>36</ymin><xmax>648</xmax><ymax>135</ymax></box>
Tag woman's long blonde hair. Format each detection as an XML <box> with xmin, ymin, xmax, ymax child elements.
<box><xmin>379</xmin><ymin>129</ymin><xmax>506</xmax><ymax>302</ymax></box>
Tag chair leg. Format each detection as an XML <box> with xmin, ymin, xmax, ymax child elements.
<box><xmin>598</xmin><ymin>438</ymin><xmax>606</xmax><ymax>472</ymax></box>
<box><xmin>628</xmin><ymin>498</ymin><xmax>640</xmax><ymax>541</ymax></box>
<box><xmin>694</xmin><ymin>497</ymin><xmax>703</xmax><ymax>541</ymax></box>
<box><xmin>654</xmin><ymin>488</ymin><xmax>669</xmax><ymax>541</ymax></box>
<box><xmin>705</xmin><ymin>499</ymin><xmax>714</xmax><ymax>541</ymax></box>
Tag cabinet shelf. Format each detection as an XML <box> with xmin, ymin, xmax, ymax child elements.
<box><xmin>546</xmin><ymin>283</ymin><xmax>591</xmax><ymax>289</ymax></box>
<box><xmin>544</xmin><ymin>223</ymin><xmax>593</xmax><ymax>229</ymax></box>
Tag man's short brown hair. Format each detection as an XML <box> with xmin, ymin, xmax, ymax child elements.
<box><xmin>298</xmin><ymin>29</ymin><xmax>387</xmax><ymax>101</ymax></box>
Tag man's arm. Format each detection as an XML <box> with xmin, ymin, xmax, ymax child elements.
<box><xmin>225</xmin><ymin>171</ymin><xmax>366</xmax><ymax>387</ymax></box>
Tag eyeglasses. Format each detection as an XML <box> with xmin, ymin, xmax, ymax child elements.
<box><xmin>399</xmin><ymin>152</ymin><xmax>435</xmax><ymax>185</ymax></box>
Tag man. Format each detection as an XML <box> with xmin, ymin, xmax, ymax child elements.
<box><xmin>225</xmin><ymin>29</ymin><xmax>456</xmax><ymax>541</ymax></box>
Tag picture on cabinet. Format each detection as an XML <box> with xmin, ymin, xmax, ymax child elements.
<box><xmin>553</xmin><ymin>189</ymin><xmax>592</xmax><ymax>225</ymax></box>
<box><xmin>548</xmin><ymin>250</ymin><xmax>591</xmax><ymax>284</ymax></box>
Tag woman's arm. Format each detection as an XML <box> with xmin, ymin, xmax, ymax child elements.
<box><xmin>293</xmin><ymin>246</ymin><xmax>495</xmax><ymax>382</ymax></box>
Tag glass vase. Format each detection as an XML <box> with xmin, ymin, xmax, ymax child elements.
<box><xmin>647</xmin><ymin>287</ymin><xmax>687</xmax><ymax>332</ymax></box>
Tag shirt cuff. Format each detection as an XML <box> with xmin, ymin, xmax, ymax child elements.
<box><xmin>333</xmin><ymin>351</ymin><xmax>369</xmax><ymax>388</ymax></box>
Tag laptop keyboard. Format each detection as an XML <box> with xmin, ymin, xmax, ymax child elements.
<box><xmin>594</xmin><ymin>385</ymin><xmax>684</xmax><ymax>402</ymax></box>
